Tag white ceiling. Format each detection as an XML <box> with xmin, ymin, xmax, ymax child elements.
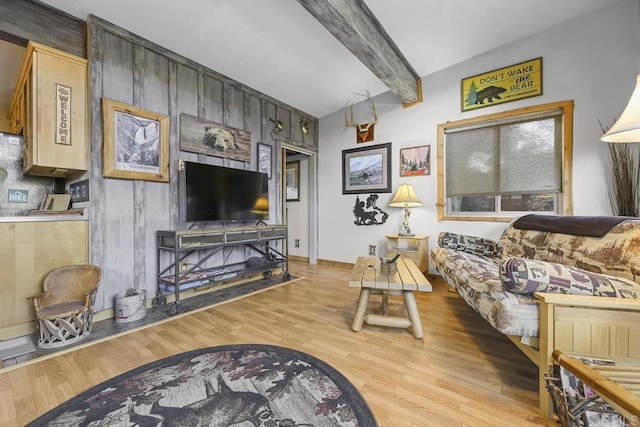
<box><xmin>28</xmin><ymin>0</ymin><xmax>626</xmax><ymax>118</ymax></box>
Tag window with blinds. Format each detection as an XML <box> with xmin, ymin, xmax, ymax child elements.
<box><xmin>436</xmin><ymin>101</ymin><xmax>574</xmax><ymax>221</ymax></box>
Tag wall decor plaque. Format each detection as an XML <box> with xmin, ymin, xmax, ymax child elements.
<box><xmin>461</xmin><ymin>57</ymin><xmax>542</xmax><ymax>112</ymax></box>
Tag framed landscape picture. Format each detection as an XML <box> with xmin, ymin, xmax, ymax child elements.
<box><xmin>286</xmin><ymin>160</ymin><xmax>300</xmax><ymax>201</ymax></box>
<box><xmin>257</xmin><ymin>142</ymin><xmax>272</xmax><ymax>179</ymax></box>
<box><xmin>342</xmin><ymin>143</ymin><xmax>391</xmax><ymax>194</ymax></box>
<box><xmin>400</xmin><ymin>145</ymin><xmax>430</xmax><ymax>177</ymax></box>
<box><xmin>101</xmin><ymin>98</ymin><xmax>169</xmax><ymax>182</ymax></box>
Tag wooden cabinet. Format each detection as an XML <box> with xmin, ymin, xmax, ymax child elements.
<box><xmin>386</xmin><ymin>234</ymin><xmax>429</xmax><ymax>273</ymax></box>
<box><xmin>8</xmin><ymin>41</ymin><xmax>88</xmax><ymax>177</ymax></box>
<box><xmin>0</xmin><ymin>219</ymin><xmax>88</xmax><ymax>340</ymax></box>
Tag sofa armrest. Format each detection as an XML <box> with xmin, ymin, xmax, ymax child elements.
<box><xmin>534</xmin><ymin>290</ymin><xmax>640</xmax><ymax>419</ymax></box>
<box><xmin>437</xmin><ymin>232</ymin><xmax>502</xmax><ymax>257</ymax></box>
<box><xmin>534</xmin><ymin>292</ymin><xmax>640</xmax><ymax>310</ymax></box>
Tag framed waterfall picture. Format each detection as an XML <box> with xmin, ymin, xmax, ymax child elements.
<box><xmin>101</xmin><ymin>98</ymin><xmax>170</xmax><ymax>182</ymax></box>
<box><xmin>342</xmin><ymin>142</ymin><xmax>391</xmax><ymax>194</ymax></box>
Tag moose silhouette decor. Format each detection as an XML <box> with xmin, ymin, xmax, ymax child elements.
<box><xmin>353</xmin><ymin>194</ymin><xmax>388</xmax><ymax>225</ymax></box>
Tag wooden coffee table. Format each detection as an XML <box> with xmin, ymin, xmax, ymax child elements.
<box><xmin>349</xmin><ymin>256</ymin><xmax>432</xmax><ymax>339</ymax></box>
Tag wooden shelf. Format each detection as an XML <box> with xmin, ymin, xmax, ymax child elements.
<box><xmin>385</xmin><ymin>234</ymin><xmax>429</xmax><ymax>273</ymax></box>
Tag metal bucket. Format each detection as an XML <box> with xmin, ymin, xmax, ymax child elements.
<box><xmin>115</xmin><ymin>289</ymin><xmax>147</xmax><ymax>323</ymax></box>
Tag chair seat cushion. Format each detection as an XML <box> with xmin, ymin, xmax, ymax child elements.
<box><xmin>36</xmin><ymin>301</ymin><xmax>88</xmax><ymax>319</ymax></box>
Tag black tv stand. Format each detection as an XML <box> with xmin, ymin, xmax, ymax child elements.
<box><xmin>155</xmin><ymin>225</ymin><xmax>288</xmax><ymax>315</ymax></box>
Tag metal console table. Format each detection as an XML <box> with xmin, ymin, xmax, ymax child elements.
<box><xmin>155</xmin><ymin>225</ymin><xmax>288</xmax><ymax>315</ymax></box>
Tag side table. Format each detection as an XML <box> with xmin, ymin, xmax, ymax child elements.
<box><xmin>386</xmin><ymin>234</ymin><xmax>429</xmax><ymax>273</ymax></box>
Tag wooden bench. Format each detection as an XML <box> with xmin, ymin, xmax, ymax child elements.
<box><xmin>349</xmin><ymin>256</ymin><xmax>432</xmax><ymax>339</ymax></box>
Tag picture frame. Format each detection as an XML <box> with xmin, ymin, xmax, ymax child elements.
<box><xmin>179</xmin><ymin>113</ymin><xmax>251</xmax><ymax>162</ymax></box>
<box><xmin>101</xmin><ymin>98</ymin><xmax>170</xmax><ymax>182</ymax></box>
<box><xmin>400</xmin><ymin>145</ymin><xmax>430</xmax><ymax>177</ymax></box>
<box><xmin>257</xmin><ymin>142</ymin><xmax>272</xmax><ymax>179</ymax></box>
<box><xmin>286</xmin><ymin>160</ymin><xmax>300</xmax><ymax>202</ymax></box>
<box><xmin>461</xmin><ymin>57</ymin><xmax>542</xmax><ymax>112</ymax></box>
<box><xmin>342</xmin><ymin>142</ymin><xmax>392</xmax><ymax>194</ymax></box>
<box><xmin>69</xmin><ymin>179</ymin><xmax>89</xmax><ymax>202</ymax></box>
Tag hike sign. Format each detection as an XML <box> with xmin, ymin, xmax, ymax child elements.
<box><xmin>461</xmin><ymin>57</ymin><xmax>542</xmax><ymax>112</ymax></box>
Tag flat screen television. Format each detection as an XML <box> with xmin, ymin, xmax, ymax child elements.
<box><xmin>181</xmin><ymin>160</ymin><xmax>269</xmax><ymax>224</ymax></box>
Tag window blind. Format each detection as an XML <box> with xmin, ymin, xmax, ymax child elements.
<box><xmin>446</xmin><ymin>115</ymin><xmax>562</xmax><ymax>197</ymax></box>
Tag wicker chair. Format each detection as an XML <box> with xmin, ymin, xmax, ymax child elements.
<box><xmin>30</xmin><ymin>264</ymin><xmax>102</xmax><ymax>348</ymax></box>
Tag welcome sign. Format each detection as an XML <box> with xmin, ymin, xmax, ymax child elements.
<box><xmin>461</xmin><ymin>57</ymin><xmax>542</xmax><ymax>112</ymax></box>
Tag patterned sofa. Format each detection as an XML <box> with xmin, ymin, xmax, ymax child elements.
<box><xmin>430</xmin><ymin>214</ymin><xmax>640</xmax><ymax>417</ymax></box>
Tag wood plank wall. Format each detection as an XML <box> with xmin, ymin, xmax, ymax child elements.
<box><xmin>0</xmin><ymin>1</ymin><xmax>318</xmax><ymax>314</ymax></box>
<box><xmin>86</xmin><ymin>15</ymin><xmax>318</xmax><ymax>312</ymax></box>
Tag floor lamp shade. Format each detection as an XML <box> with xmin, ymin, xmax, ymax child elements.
<box><xmin>602</xmin><ymin>74</ymin><xmax>640</xmax><ymax>143</ymax></box>
<box><xmin>390</xmin><ymin>183</ymin><xmax>422</xmax><ymax>236</ymax></box>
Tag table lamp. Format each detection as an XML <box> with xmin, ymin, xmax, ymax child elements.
<box><xmin>389</xmin><ymin>183</ymin><xmax>422</xmax><ymax>236</ymax></box>
<box><xmin>602</xmin><ymin>74</ymin><xmax>640</xmax><ymax>142</ymax></box>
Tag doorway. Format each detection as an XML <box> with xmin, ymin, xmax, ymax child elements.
<box><xmin>281</xmin><ymin>144</ymin><xmax>317</xmax><ymax>264</ymax></box>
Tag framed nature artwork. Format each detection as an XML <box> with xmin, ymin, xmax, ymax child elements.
<box><xmin>179</xmin><ymin>113</ymin><xmax>251</xmax><ymax>162</ymax></box>
<box><xmin>257</xmin><ymin>142</ymin><xmax>272</xmax><ymax>179</ymax></box>
<box><xmin>101</xmin><ymin>98</ymin><xmax>169</xmax><ymax>182</ymax></box>
<box><xmin>286</xmin><ymin>160</ymin><xmax>300</xmax><ymax>202</ymax></box>
<box><xmin>69</xmin><ymin>179</ymin><xmax>89</xmax><ymax>202</ymax></box>
<box><xmin>400</xmin><ymin>145</ymin><xmax>430</xmax><ymax>177</ymax></box>
<box><xmin>342</xmin><ymin>142</ymin><xmax>391</xmax><ymax>194</ymax></box>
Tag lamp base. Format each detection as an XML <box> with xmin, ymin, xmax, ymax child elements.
<box><xmin>398</xmin><ymin>224</ymin><xmax>414</xmax><ymax>237</ymax></box>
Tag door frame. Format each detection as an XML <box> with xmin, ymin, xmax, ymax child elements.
<box><xmin>281</xmin><ymin>143</ymin><xmax>317</xmax><ymax>264</ymax></box>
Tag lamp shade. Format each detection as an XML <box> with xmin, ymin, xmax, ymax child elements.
<box><xmin>251</xmin><ymin>196</ymin><xmax>269</xmax><ymax>213</ymax></box>
<box><xmin>601</xmin><ymin>74</ymin><xmax>640</xmax><ymax>143</ymax></box>
<box><xmin>389</xmin><ymin>183</ymin><xmax>422</xmax><ymax>207</ymax></box>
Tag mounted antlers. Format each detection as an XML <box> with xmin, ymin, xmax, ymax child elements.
<box><xmin>345</xmin><ymin>92</ymin><xmax>378</xmax><ymax>143</ymax></box>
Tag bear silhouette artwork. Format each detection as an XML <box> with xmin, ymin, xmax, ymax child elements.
<box><xmin>475</xmin><ymin>86</ymin><xmax>507</xmax><ymax>104</ymax></box>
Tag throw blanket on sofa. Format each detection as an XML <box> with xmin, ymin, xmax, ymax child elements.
<box><xmin>512</xmin><ymin>214</ymin><xmax>633</xmax><ymax>238</ymax></box>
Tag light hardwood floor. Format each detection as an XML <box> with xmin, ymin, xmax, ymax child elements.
<box><xmin>0</xmin><ymin>261</ymin><xmax>557</xmax><ymax>426</ymax></box>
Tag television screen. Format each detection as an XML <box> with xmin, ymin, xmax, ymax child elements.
<box><xmin>182</xmin><ymin>161</ymin><xmax>269</xmax><ymax>223</ymax></box>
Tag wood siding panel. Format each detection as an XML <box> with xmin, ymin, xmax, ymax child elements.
<box><xmin>0</xmin><ymin>3</ymin><xmax>318</xmax><ymax>317</ymax></box>
<box><xmin>0</xmin><ymin>0</ymin><xmax>84</xmax><ymax>56</ymax></box>
<box><xmin>139</xmin><ymin>48</ymin><xmax>171</xmax><ymax>294</ymax></box>
<box><xmin>95</xmin><ymin>31</ymin><xmax>137</xmax><ymax>311</ymax></box>
<box><xmin>204</xmin><ymin>75</ymin><xmax>224</xmax><ymax>125</ymax></box>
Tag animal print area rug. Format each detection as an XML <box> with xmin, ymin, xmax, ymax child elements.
<box><xmin>28</xmin><ymin>344</ymin><xmax>377</xmax><ymax>427</ymax></box>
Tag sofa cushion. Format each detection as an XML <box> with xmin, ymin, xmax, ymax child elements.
<box><xmin>438</xmin><ymin>232</ymin><xmax>502</xmax><ymax>258</ymax></box>
<box><xmin>500</xmin><ymin>257</ymin><xmax>640</xmax><ymax>298</ymax></box>
<box><xmin>431</xmin><ymin>247</ymin><xmax>540</xmax><ymax>336</ymax></box>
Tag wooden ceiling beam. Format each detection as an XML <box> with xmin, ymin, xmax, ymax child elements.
<box><xmin>297</xmin><ymin>0</ymin><xmax>422</xmax><ymax>107</ymax></box>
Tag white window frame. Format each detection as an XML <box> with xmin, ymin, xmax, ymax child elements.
<box><xmin>437</xmin><ymin>100</ymin><xmax>574</xmax><ymax>222</ymax></box>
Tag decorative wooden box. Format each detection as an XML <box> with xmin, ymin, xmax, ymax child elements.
<box><xmin>380</xmin><ymin>261</ymin><xmax>397</xmax><ymax>275</ymax></box>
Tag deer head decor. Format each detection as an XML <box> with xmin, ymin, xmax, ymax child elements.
<box><xmin>269</xmin><ymin>117</ymin><xmax>284</xmax><ymax>134</ymax></box>
<box><xmin>299</xmin><ymin>118</ymin><xmax>309</xmax><ymax>135</ymax></box>
<box><xmin>345</xmin><ymin>94</ymin><xmax>378</xmax><ymax>143</ymax></box>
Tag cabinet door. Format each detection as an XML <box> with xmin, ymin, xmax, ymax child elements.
<box><xmin>0</xmin><ymin>220</ymin><xmax>88</xmax><ymax>339</ymax></box>
<box><xmin>28</xmin><ymin>50</ymin><xmax>87</xmax><ymax>175</ymax></box>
